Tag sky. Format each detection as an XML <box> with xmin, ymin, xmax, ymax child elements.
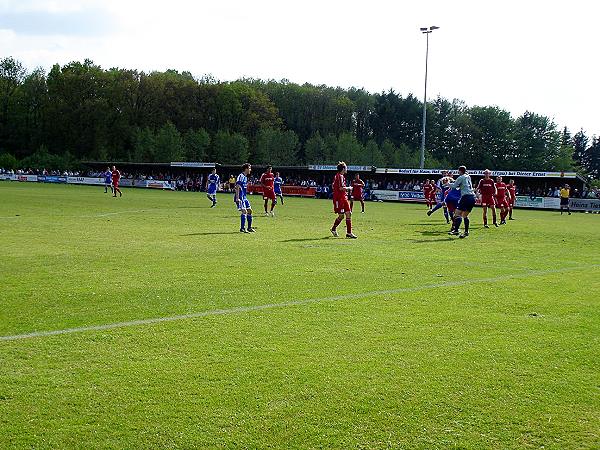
<box><xmin>0</xmin><ymin>0</ymin><xmax>598</xmax><ymax>136</ymax></box>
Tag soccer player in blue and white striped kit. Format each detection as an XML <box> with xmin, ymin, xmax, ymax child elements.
<box><xmin>448</xmin><ymin>165</ymin><xmax>477</xmax><ymax>238</ymax></box>
<box><xmin>234</xmin><ymin>163</ymin><xmax>255</xmax><ymax>233</ymax></box>
<box><xmin>205</xmin><ymin>168</ymin><xmax>219</xmax><ymax>207</ymax></box>
<box><xmin>274</xmin><ymin>172</ymin><xmax>284</xmax><ymax>205</ymax></box>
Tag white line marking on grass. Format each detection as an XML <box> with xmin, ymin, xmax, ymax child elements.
<box><xmin>1</xmin><ymin>265</ymin><xmax>597</xmax><ymax>342</ymax></box>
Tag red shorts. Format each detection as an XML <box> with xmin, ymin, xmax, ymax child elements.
<box><xmin>263</xmin><ymin>188</ymin><xmax>276</xmax><ymax>201</ymax></box>
<box><xmin>333</xmin><ymin>196</ymin><xmax>351</xmax><ymax>214</ymax></box>
<box><xmin>352</xmin><ymin>193</ymin><xmax>363</xmax><ymax>201</ymax></box>
<box><xmin>112</xmin><ymin>180</ymin><xmax>119</xmax><ymax>188</ymax></box>
<box><xmin>508</xmin><ymin>198</ymin><xmax>515</xmax><ymax>207</ymax></box>
<box><xmin>480</xmin><ymin>195</ymin><xmax>495</xmax><ymax>206</ymax></box>
<box><xmin>496</xmin><ymin>197</ymin><xmax>509</xmax><ymax>208</ymax></box>
<box><xmin>425</xmin><ymin>193</ymin><xmax>436</xmax><ymax>201</ymax></box>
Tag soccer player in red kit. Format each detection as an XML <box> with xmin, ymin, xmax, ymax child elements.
<box><xmin>476</xmin><ymin>169</ymin><xmax>497</xmax><ymax>228</ymax></box>
<box><xmin>495</xmin><ymin>176</ymin><xmax>509</xmax><ymax>224</ymax></box>
<box><xmin>260</xmin><ymin>165</ymin><xmax>276</xmax><ymax>216</ymax></box>
<box><xmin>350</xmin><ymin>173</ymin><xmax>365</xmax><ymax>213</ymax></box>
<box><xmin>507</xmin><ymin>179</ymin><xmax>517</xmax><ymax>220</ymax></box>
<box><xmin>111</xmin><ymin>165</ymin><xmax>122</xmax><ymax>197</ymax></box>
<box><xmin>330</xmin><ymin>161</ymin><xmax>357</xmax><ymax>239</ymax></box>
<box><xmin>423</xmin><ymin>179</ymin><xmax>436</xmax><ymax>209</ymax></box>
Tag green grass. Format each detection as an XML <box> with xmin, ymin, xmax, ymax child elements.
<box><xmin>0</xmin><ymin>182</ymin><xmax>599</xmax><ymax>449</ymax></box>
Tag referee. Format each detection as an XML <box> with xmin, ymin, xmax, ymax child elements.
<box><xmin>560</xmin><ymin>184</ymin><xmax>571</xmax><ymax>215</ymax></box>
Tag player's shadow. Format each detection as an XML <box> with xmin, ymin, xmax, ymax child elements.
<box><xmin>280</xmin><ymin>237</ymin><xmax>332</xmax><ymax>243</ymax></box>
<box><xmin>416</xmin><ymin>230</ymin><xmax>447</xmax><ymax>236</ymax></box>
<box><xmin>409</xmin><ymin>238</ymin><xmax>455</xmax><ymax>243</ymax></box>
<box><xmin>181</xmin><ymin>232</ymin><xmax>241</xmax><ymax>236</ymax></box>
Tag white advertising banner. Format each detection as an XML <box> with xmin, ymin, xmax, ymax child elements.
<box><xmin>67</xmin><ymin>176</ymin><xmax>105</xmax><ymax>185</ymax></box>
<box><xmin>376</xmin><ymin>168</ymin><xmax>577</xmax><ymax>179</ymax></box>
<box><xmin>569</xmin><ymin>198</ymin><xmax>600</xmax><ymax>212</ymax></box>
<box><xmin>171</xmin><ymin>162</ymin><xmax>215</xmax><ymax>168</ymax></box>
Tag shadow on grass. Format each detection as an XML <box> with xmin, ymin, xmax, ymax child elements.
<box><xmin>281</xmin><ymin>237</ymin><xmax>332</xmax><ymax>243</ymax></box>
<box><xmin>409</xmin><ymin>238</ymin><xmax>455</xmax><ymax>243</ymax></box>
<box><xmin>181</xmin><ymin>231</ymin><xmax>242</xmax><ymax>236</ymax></box>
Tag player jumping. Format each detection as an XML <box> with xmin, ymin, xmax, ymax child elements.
<box><xmin>330</xmin><ymin>161</ymin><xmax>356</xmax><ymax>239</ymax></box>
<box><xmin>427</xmin><ymin>171</ymin><xmax>451</xmax><ymax>223</ymax></box>
<box><xmin>260</xmin><ymin>165</ymin><xmax>277</xmax><ymax>216</ymax></box>
<box><xmin>449</xmin><ymin>165</ymin><xmax>476</xmax><ymax>238</ymax></box>
<box><xmin>476</xmin><ymin>169</ymin><xmax>498</xmax><ymax>228</ymax></box>
<box><xmin>495</xmin><ymin>176</ymin><xmax>509</xmax><ymax>225</ymax></box>
<box><xmin>206</xmin><ymin>168</ymin><xmax>219</xmax><ymax>207</ymax></box>
<box><xmin>234</xmin><ymin>163</ymin><xmax>255</xmax><ymax>232</ymax></box>
<box><xmin>111</xmin><ymin>165</ymin><xmax>122</xmax><ymax>197</ymax></box>
<box><xmin>350</xmin><ymin>173</ymin><xmax>365</xmax><ymax>213</ymax></box>
<box><xmin>444</xmin><ymin>184</ymin><xmax>461</xmax><ymax>228</ymax></box>
<box><xmin>274</xmin><ymin>172</ymin><xmax>284</xmax><ymax>205</ymax></box>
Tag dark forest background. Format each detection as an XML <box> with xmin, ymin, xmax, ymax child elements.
<box><xmin>0</xmin><ymin>57</ymin><xmax>598</xmax><ymax>179</ymax></box>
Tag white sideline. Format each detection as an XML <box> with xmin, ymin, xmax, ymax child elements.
<box><xmin>0</xmin><ymin>265</ymin><xmax>596</xmax><ymax>342</ymax></box>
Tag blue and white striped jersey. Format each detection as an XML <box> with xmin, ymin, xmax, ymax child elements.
<box><xmin>236</xmin><ymin>173</ymin><xmax>248</xmax><ymax>197</ymax></box>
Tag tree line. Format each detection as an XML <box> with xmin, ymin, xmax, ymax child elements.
<box><xmin>0</xmin><ymin>57</ymin><xmax>598</xmax><ymax>179</ymax></box>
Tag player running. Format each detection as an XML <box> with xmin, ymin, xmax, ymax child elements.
<box><xmin>476</xmin><ymin>169</ymin><xmax>498</xmax><ymax>228</ymax></box>
<box><xmin>274</xmin><ymin>172</ymin><xmax>284</xmax><ymax>205</ymax></box>
<box><xmin>507</xmin><ymin>179</ymin><xmax>517</xmax><ymax>220</ymax></box>
<box><xmin>448</xmin><ymin>165</ymin><xmax>476</xmax><ymax>238</ymax></box>
<box><xmin>350</xmin><ymin>173</ymin><xmax>366</xmax><ymax>213</ymax></box>
<box><xmin>495</xmin><ymin>176</ymin><xmax>509</xmax><ymax>224</ymax></box>
<box><xmin>260</xmin><ymin>165</ymin><xmax>277</xmax><ymax>216</ymax></box>
<box><xmin>234</xmin><ymin>163</ymin><xmax>255</xmax><ymax>233</ymax></box>
<box><xmin>111</xmin><ymin>165</ymin><xmax>122</xmax><ymax>197</ymax></box>
<box><xmin>205</xmin><ymin>168</ymin><xmax>219</xmax><ymax>207</ymax></box>
<box><xmin>427</xmin><ymin>171</ymin><xmax>451</xmax><ymax>223</ymax></box>
<box><xmin>330</xmin><ymin>161</ymin><xmax>357</xmax><ymax>239</ymax></box>
<box><xmin>423</xmin><ymin>179</ymin><xmax>436</xmax><ymax>210</ymax></box>
<box><xmin>104</xmin><ymin>166</ymin><xmax>113</xmax><ymax>194</ymax></box>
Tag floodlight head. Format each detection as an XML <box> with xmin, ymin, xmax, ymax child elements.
<box><xmin>420</xmin><ymin>27</ymin><xmax>428</xmax><ymax>31</ymax></box>
<box><xmin>430</xmin><ymin>26</ymin><xmax>440</xmax><ymax>30</ymax></box>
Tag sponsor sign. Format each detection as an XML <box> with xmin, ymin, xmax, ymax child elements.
<box><xmin>38</xmin><ymin>176</ymin><xmax>67</xmax><ymax>183</ymax></box>
<box><xmin>145</xmin><ymin>180</ymin><xmax>175</xmax><ymax>190</ymax></box>
<box><xmin>514</xmin><ymin>196</ymin><xmax>544</xmax><ymax>208</ymax></box>
<box><xmin>248</xmin><ymin>184</ymin><xmax>316</xmax><ymax>197</ymax></box>
<box><xmin>308</xmin><ymin>165</ymin><xmax>372</xmax><ymax>172</ymax></box>
<box><xmin>67</xmin><ymin>176</ymin><xmax>105</xmax><ymax>185</ymax></box>
<box><xmin>14</xmin><ymin>174</ymin><xmax>39</xmax><ymax>182</ymax></box>
<box><xmin>0</xmin><ymin>174</ymin><xmax>17</xmax><ymax>181</ymax></box>
<box><xmin>371</xmin><ymin>190</ymin><xmax>426</xmax><ymax>202</ymax></box>
<box><xmin>171</xmin><ymin>162</ymin><xmax>216</xmax><ymax>168</ymax></box>
<box><xmin>375</xmin><ymin>168</ymin><xmax>577</xmax><ymax>178</ymax></box>
<box><xmin>569</xmin><ymin>198</ymin><xmax>600</xmax><ymax>211</ymax></box>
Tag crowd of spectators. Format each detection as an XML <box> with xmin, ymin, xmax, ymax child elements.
<box><xmin>3</xmin><ymin>166</ymin><xmax>599</xmax><ymax>200</ymax></box>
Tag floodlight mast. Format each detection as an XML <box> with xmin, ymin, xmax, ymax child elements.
<box><xmin>420</xmin><ymin>25</ymin><xmax>439</xmax><ymax>169</ymax></box>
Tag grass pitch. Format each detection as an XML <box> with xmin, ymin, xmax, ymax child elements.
<box><xmin>0</xmin><ymin>182</ymin><xmax>599</xmax><ymax>449</ymax></box>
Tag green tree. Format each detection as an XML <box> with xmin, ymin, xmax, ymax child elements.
<box><xmin>334</xmin><ymin>132</ymin><xmax>363</xmax><ymax>164</ymax></box>
<box><xmin>572</xmin><ymin>129</ymin><xmax>588</xmax><ymax>168</ymax></box>
<box><xmin>256</xmin><ymin>128</ymin><xmax>298</xmax><ymax>165</ymax></box>
<box><xmin>155</xmin><ymin>122</ymin><xmax>184</xmax><ymax>162</ymax></box>
<box><xmin>132</xmin><ymin>127</ymin><xmax>156</xmax><ymax>162</ymax></box>
<box><xmin>364</xmin><ymin>140</ymin><xmax>385</xmax><ymax>167</ymax></box>
<box><xmin>0</xmin><ymin>152</ymin><xmax>18</xmax><ymax>169</ymax></box>
<box><xmin>183</xmin><ymin>128</ymin><xmax>210</xmax><ymax>161</ymax></box>
<box><xmin>213</xmin><ymin>131</ymin><xmax>249</xmax><ymax>164</ymax></box>
<box><xmin>304</xmin><ymin>132</ymin><xmax>326</xmax><ymax>164</ymax></box>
